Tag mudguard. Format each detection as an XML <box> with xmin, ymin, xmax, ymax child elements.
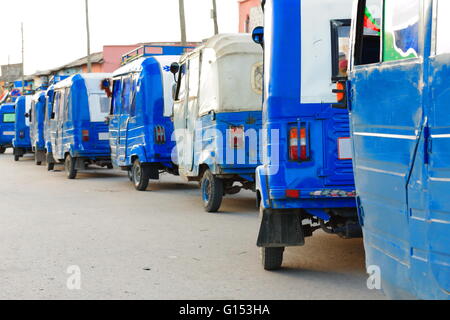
<box><xmin>257</xmin><ymin>208</ymin><xmax>305</xmax><ymax>247</ymax></box>
<box><xmin>256</xmin><ymin>165</ymin><xmax>271</xmax><ymax>209</ymax></box>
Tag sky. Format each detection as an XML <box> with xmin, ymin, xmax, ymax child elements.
<box><xmin>0</xmin><ymin>0</ymin><xmax>239</xmax><ymax>75</ymax></box>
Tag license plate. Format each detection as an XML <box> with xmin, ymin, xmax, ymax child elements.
<box><xmin>338</xmin><ymin>137</ymin><xmax>353</xmax><ymax>160</ymax></box>
<box><xmin>2</xmin><ymin>131</ymin><xmax>14</xmax><ymax>136</ymax></box>
<box><xmin>98</xmin><ymin>132</ymin><xmax>109</xmax><ymax>141</ymax></box>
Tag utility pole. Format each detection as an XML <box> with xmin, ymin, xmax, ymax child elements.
<box><xmin>21</xmin><ymin>22</ymin><xmax>25</xmax><ymax>94</ymax></box>
<box><xmin>178</xmin><ymin>0</ymin><xmax>187</xmax><ymax>45</ymax></box>
<box><xmin>212</xmin><ymin>0</ymin><xmax>219</xmax><ymax>35</ymax></box>
<box><xmin>85</xmin><ymin>0</ymin><xmax>92</xmax><ymax>73</ymax></box>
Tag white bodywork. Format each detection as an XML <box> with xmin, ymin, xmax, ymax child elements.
<box><xmin>180</xmin><ymin>34</ymin><xmax>263</xmax><ymax>116</ymax></box>
<box><xmin>300</xmin><ymin>0</ymin><xmax>354</xmax><ymax>104</ymax></box>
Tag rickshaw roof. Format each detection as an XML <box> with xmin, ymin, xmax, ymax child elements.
<box><xmin>54</xmin><ymin>73</ymin><xmax>112</xmax><ymax>94</ymax></box>
<box><xmin>112</xmin><ymin>55</ymin><xmax>181</xmax><ymax>77</ymax></box>
<box><xmin>32</xmin><ymin>91</ymin><xmax>46</xmax><ymax>102</ymax></box>
<box><xmin>181</xmin><ymin>33</ymin><xmax>261</xmax><ymax>62</ymax></box>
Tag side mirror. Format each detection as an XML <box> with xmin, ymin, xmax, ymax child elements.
<box><xmin>25</xmin><ymin>113</ymin><xmax>29</xmax><ymax>118</ymax></box>
<box><xmin>209</xmin><ymin>110</ymin><xmax>216</xmax><ymax>121</ymax></box>
<box><xmin>170</xmin><ymin>62</ymin><xmax>180</xmax><ymax>75</ymax></box>
<box><xmin>252</xmin><ymin>26</ymin><xmax>264</xmax><ymax>46</ymax></box>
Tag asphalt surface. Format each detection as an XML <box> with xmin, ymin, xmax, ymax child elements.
<box><xmin>0</xmin><ymin>150</ymin><xmax>384</xmax><ymax>300</ymax></box>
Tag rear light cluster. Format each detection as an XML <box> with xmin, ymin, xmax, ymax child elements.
<box><xmin>289</xmin><ymin>124</ymin><xmax>310</xmax><ymax>161</ymax></box>
<box><xmin>155</xmin><ymin>125</ymin><xmax>166</xmax><ymax>144</ymax></box>
<box><xmin>82</xmin><ymin>130</ymin><xmax>90</xmax><ymax>142</ymax></box>
<box><xmin>230</xmin><ymin>126</ymin><xmax>244</xmax><ymax>149</ymax></box>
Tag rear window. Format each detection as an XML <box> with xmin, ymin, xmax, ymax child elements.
<box><xmin>3</xmin><ymin>113</ymin><xmax>15</xmax><ymax>123</ymax></box>
<box><xmin>89</xmin><ymin>94</ymin><xmax>110</xmax><ymax>122</ymax></box>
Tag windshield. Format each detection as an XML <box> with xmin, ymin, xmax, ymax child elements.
<box><xmin>89</xmin><ymin>94</ymin><xmax>110</xmax><ymax>122</ymax></box>
<box><xmin>2</xmin><ymin>113</ymin><xmax>15</xmax><ymax>123</ymax></box>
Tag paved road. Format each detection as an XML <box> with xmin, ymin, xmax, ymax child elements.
<box><xmin>0</xmin><ymin>150</ymin><xmax>384</xmax><ymax>300</ymax></box>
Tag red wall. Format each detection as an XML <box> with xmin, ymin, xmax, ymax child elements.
<box><xmin>239</xmin><ymin>0</ymin><xmax>261</xmax><ymax>33</ymax></box>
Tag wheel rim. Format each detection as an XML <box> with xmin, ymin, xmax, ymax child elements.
<box><xmin>202</xmin><ymin>178</ymin><xmax>211</xmax><ymax>204</ymax></box>
<box><xmin>133</xmin><ymin>164</ymin><xmax>141</xmax><ymax>185</ymax></box>
<box><xmin>65</xmin><ymin>157</ymin><xmax>71</xmax><ymax>173</ymax></box>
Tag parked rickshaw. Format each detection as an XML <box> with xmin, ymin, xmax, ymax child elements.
<box><xmin>48</xmin><ymin>73</ymin><xmax>113</xmax><ymax>179</ymax></box>
<box><xmin>171</xmin><ymin>34</ymin><xmax>263</xmax><ymax>212</ymax></box>
<box><xmin>109</xmin><ymin>45</ymin><xmax>194</xmax><ymax>191</ymax></box>
<box><xmin>29</xmin><ymin>91</ymin><xmax>47</xmax><ymax>165</ymax></box>
<box><xmin>253</xmin><ymin>0</ymin><xmax>359</xmax><ymax>271</ymax></box>
<box><xmin>0</xmin><ymin>103</ymin><xmax>16</xmax><ymax>154</ymax></box>
<box><xmin>12</xmin><ymin>95</ymin><xmax>33</xmax><ymax>161</ymax></box>
<box><xmin>345</xmin><ymin>0</ymin><xmax>449</xmax><ymax>299</ymax></box>
<box><xmin>45</xmin><ymin>75</ymin><xmax>68</xmax><ymax>171</ymax></box>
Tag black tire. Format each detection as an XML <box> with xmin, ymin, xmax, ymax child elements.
<box><xmin>260</xmin><ymin>247</ymin><xmax>285</xmax><ymax>271</ymax></box>
<box><xmin>107</xmin><ymin>164</ymin><xmax>114</xmax><ymax>170</ymax></box>
<box><xmin>201</xmin><ymin>169</ymin><xmax>224</xmax><ymax>213</ymax></box>
<box><xmin>35</xmin><ymin>157</ymin><xmax>42</xmax><ymax>166</ymax></box>
<box><xmin>127</xmin><ymin>169</ymin><xmax>133</xmax><ymax>181</ymax></box>
<box><xmin>0</xmin><ymin>146</ymin><xmax>6</xmax><ymax>154</ymax></box>
<box><xmin>132</xmin><ymin>160</ymin><xmax>150</xmax><ymax>191</ymax></box>
<box><xmin>14</xmin><ymin>154</ymin><xmax>19</xmax><ymax>162</ymax></box>
<box><xmin>65</xmin><ymin>154</ymin><xmax>78</xmax><ymax>180</ymax></box>
<box><xmin>47</xmin><ymin>162</ymin><xmax>55</xmax><ymax>171</ymax></box>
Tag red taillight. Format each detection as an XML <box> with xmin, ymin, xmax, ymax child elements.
<box><xmin>286</xmin><ymin>190</ymin><xmax>300</xmax><ymax>198</ymax></box>
<box><xmin>230</xmin><ymin>126</ymin><xmax>244</xmax><ymax>149</ymax></box>
<box><xmin>289</xmin><ymin>126</ymin><xmax>309</xmax><ymax>161</ymax></box>
<box><xmin>155</xmin><ymin>126</ymin><xmax>166</xmax><ymax>144</ymax></box>
<box><xmin>82</xmin><ymin>130</ymin><xmax>89</xmax><ymax>142</ymax></box>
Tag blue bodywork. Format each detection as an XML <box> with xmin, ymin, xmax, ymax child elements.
<box><xmin>0</xmin><ymin>103</ymin><xmax>16</xmax><ymax>151</ymax></box>
<box><xmin>49</xmin><ymin>74</ymin><xmax>111</xmax><ymax>164</ymax></box>
<box><xmin>12</xmin><ymin>96</ymin><xmax>33</xmax><ymax>159</ymax></box>
<box><xmin>257</xmin><ymin>0</ymin><xmax>357</xmax><ymax>250</ymax></box>
<box><xmin>348</xmin><ymin>0</ymin><xmax>449</xmax><ymax>300</ymax></box>
<box><xmin>109</xmin><ymin>56</ymin><xmax>180</xmax><ymax>172</ymax></box>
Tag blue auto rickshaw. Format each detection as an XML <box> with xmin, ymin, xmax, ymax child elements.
<box><xmin>346</xmin><ymin>0</ymin><xmax>449</xmax><ymax>300</ymax></box>
<box><xmin>12</xmin><ymin>95</ymin><xmax>33</xmax><ymax>162</ymax></box>
<box><xmin>49</xmin><ymin>73</ymin><xmax>113</xmax><ymax>179</ymax></box>
<box><xmin>171</xmin><ymin>34</ymin><xmax>263</xmax><ymax>212</ymax></box>
<box><xmin>29</xmin><ymin>91</ymin><xmax>47</xmax><ymax>165</ymax></box>
<box><xmin>109</xmin><ymin>45</ymin><xmax>195</xmax><ymax>191</ymax></box>
<box><xmin>253</xmin><ymin>0</ymin><xmax>359</xmax><ymax>270</ymax></box>
<box><xmin>0</xmin><ymin>103</ymin><xmax>16</xmax><ymax>154</ymax></box>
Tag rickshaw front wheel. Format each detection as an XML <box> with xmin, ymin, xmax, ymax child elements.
<box><xmin>201</xmin><ymin>169</ymin><xmax>224</xmax><ymax>213</ymax></box>
<box><xmin>65</xmin><ymin>155</ymin><xmax>78</xmax><ymax>180</ymax></box>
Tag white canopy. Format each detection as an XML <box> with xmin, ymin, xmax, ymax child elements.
<box><xmin>181</xmin><ymin>34</ymin><xmax>263</xmax><ymax>115</ymax></box>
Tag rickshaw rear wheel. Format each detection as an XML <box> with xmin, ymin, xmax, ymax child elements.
<box><xmin>201</xmin><ymin>169</ymin><xmax>224</xmax><ymax>213</ymax></box>
<box><xmin>65</xmin><ymin>155</ymin><xmax>78</xmax><ymax>180</ymax></box>
<box><xmin>47</xmin><ymin>162</ymin><xmax>55</xmax><ymax>171</ymax></box>
<box><xmin>260</xmin><ymin>247</ymin><xmax>284</xmax><ymax>271</ymax></box>
<box><xmin>258</xmin><ymin>201</ymin><xmax>284</xmax><ymax>270</ymax></box>
<box><xmin>132</xmin><ymin>160</ymin><xmax>150</xmax><ymax>191</ymax></box>
<box><xmin>14</xmin><ymin>155</ymin><xmax>19</xmax><ymax>162</ymax></box>
<box><xmin>0</xmin><ymin>146</ymin><xmax>5</xmax><ymax>154</ymax></box>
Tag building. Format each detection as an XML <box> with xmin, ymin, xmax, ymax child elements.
<box><xmin>238</xmin><ymin>0</ymin><xmax>263</xmax><ymax>33</ymax></box>
<box><xmin>0</xmin><ymin>63</ymin><xmax>23</xmax><ymax>95</ymax></box>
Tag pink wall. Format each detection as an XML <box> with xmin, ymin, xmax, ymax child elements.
<box><xmin>102</xmin><ymin>45</ymin><xmax>141</xmax><ymax>73</ymax></box>
<box><xmin>239</xmin><ymin>0</ymin><xmax>261</xmax><ymax>33</ymax></box>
